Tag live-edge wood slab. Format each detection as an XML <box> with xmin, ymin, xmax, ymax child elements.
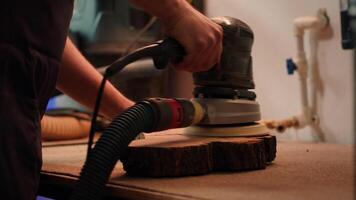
<box><xmin>121</xmin><ymin>131</ymin><xmax>276</xmax><ymax>177</ymax></box>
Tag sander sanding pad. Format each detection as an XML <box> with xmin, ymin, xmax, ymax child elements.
<box><xmin>183</xmin><ymin>123</ymin><xmax>269</xmax><ymax>137</ymax></box>
<box><xmin>121</xmin><ymin>130</ymin><xmax>276</xmax><ymax>177</ymax></box>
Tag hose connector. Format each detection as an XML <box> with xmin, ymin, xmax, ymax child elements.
<box><xmin>143</xmin><ymin>98</ymin><xmax>204</xmax><ymax>132</ymax></box>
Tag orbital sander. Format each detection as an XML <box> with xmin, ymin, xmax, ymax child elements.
<box><xmin>90</xmin><ymin>16</ymin><xmax>268</xmax><ymax>142</ymax></box>
<box><xmin>184</xmin><ymin>16</ymin><xmax>268</xmax><ymax>137</ymax></box>
<box><xmin>71</xmin><ymin>16</ymin><xmax>272</xmax><ymax>200</ymax></box>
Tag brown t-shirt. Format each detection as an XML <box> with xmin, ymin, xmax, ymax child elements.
<box><xmin>0</xmin><ymin>0</ymin><xmax>74</xmax><ymax>199</ymax></box>
<box><xmin>0</xmin><ymin>0</ymin><xmax>74</xmax><ymax>60</ymax></box>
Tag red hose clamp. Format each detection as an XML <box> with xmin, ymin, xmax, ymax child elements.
<box><xmin>165</xmin><ymin>99</ymin><xmax>183</xmax><ymax>128</ymax></box>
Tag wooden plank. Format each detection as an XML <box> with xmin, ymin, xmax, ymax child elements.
<box><xmin>40</xmin><ymin>170</ymin><xmax>203</xmax><ymax>200</ymax></box>
<box><xmin>40</xmin><ymin>132</ymin><xmax>354</xmax><ymax>200</ymax></box>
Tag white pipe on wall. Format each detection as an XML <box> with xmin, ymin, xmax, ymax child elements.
<box><xmin>262</xmin><ymin>9</ymin><xmax>329</xmax><ymax>136</ymax></box>
<box><xmin>294</xmin><ymin>34</ymin><xmax>310</xmax><ymax>128</ymax></box>
<box><xmin>294</xmin><ymin>9</ymin><xmax>328</xmax><ymax>128</ymax></box>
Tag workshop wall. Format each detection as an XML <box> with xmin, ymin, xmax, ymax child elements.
<box><xmin>173</xmin><ymin>0</ymin><xmax>354</xmax><ymax>144</ymax></box>
<box><xmin>207</xmin><ymin>0</ymin><xmax>354</xmax><ymax>143</ymax></box>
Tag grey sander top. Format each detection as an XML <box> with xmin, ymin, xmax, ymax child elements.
<box><xmin>42</xmin><ymin>133</ymin><xmax>355</xmax><ymax>200</ymax></box>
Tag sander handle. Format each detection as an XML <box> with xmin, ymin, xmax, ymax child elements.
<box><xmin>152</xmin><ymin>38</ymin><xmax>185</xmax><ymax>69</ymax></box>
<box><xmin>106</xmin><ymin>37</ymin><xmax>185</xmax><ymax>76</ymax></box>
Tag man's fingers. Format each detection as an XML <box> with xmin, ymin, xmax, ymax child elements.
<box><xmin>174</xmin><ymin>44</ymin><xmax>220</xmax><ymax>72</ymax></box>
<box><xmin>198</xmin><ymin>42</ymin><xmax>222</xmax><ymax>71</ymax></box>
<box><xmin>173</xmin><ymin>54</ymin><xmax>197</xmax><ymax>72</ymax></box>
<box><xmin>178</xmin><ymin>35</ymin><xmax>222</xmax><ymax>72</ymax></box>
<box><xmin>154</xmin><ymin>0</ymin><xmax>224</xmax><ymax>73</ymax></box>
<box><xmin>164</xmin><ymin>9</ymin><xmax>223</xmax><ymax>73</ymax></box>
<box><xmin>189</xmin><ymin>26</ymin><xmax>223</xmax><ymax>72</ymax></box>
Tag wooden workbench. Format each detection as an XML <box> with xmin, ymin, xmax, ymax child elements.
<box><xmin>39</xmin><ymin>130</ymin><xmax>355</xmax><ymax>200</ymax></box>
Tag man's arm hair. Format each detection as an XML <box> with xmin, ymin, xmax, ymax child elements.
<box><xmin>56</xmin><ymin>38</ymin><xmax>134</xmax><ymax>119</ymax></box>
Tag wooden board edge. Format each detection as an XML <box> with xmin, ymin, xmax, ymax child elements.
<box><xmin>40</xmin><ymin>172</ymin><xmax>200</xmax><ymax>200</ymax></box>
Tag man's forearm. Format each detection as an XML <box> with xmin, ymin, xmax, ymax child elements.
<box><xmin>57</xmin><ymin>38</ymin><xmax>134</xmax><ymax>119</ymax></box>
<box><xmin>130</xmin><ymin>0</ymin><xmax>191</xmax><ymax>25</ymax></box>
<box><xmin>129</xmin><ymin>0</ymin><xmax>222</xmax><ymax>72</ymax></box>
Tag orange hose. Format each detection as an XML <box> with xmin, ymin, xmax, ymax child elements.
<box><xmin>41</xmin><ymin>115</ymin><xmax>91</xmax><ymax>141</ymax></box>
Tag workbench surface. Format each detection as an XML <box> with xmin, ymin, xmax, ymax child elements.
<box><xmin>40</xmin><ymin>133</ymin><xmax>355</xmax><ymax>200</ymax></box>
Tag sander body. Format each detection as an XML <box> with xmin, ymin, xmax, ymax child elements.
<box><xmin>184</xmin><ymin>17</ymin><xmax>268</xmax><ymax>137</ymax></box>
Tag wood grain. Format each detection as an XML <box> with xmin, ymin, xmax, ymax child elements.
<box><xmin>121</xmin><ymin>134</ymin><xmax>276</xmax><ymax>177</ymax></box>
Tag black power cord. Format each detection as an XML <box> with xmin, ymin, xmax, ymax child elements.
<box><xmin>85</xmin><ymin>38</ymin><xmax>184</xmax><ymax>159</ymax></box>
<box><xmin>86</xmin><ymin>74</ymin><xmax>108</xmax><ymax>160</ymax></box>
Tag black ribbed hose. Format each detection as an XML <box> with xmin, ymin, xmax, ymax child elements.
<box><xmin>70</xmin><ymin>38</ymin><xmax>185</xmax><ymax>200</ymax></box>
<box><xmin>70</xmin><ymin>102</ymin><xmax>154</xmax><ymax>200</ymax></box>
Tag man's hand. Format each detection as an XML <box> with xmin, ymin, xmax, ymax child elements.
<box><xmin>163</xmin><ymin>6</ymin><xmax>223</xmax><ymax>72</ymax></box>
<box><xmin>130</xmin><ymin>0</ymin><xmax>223</xmax><ymax>72</ymax></box>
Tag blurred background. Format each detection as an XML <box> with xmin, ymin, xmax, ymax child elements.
<box><xmin>52</xmin><ymin>0</ymin><xmax>354</xmax><ymax>144</ymax></box>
